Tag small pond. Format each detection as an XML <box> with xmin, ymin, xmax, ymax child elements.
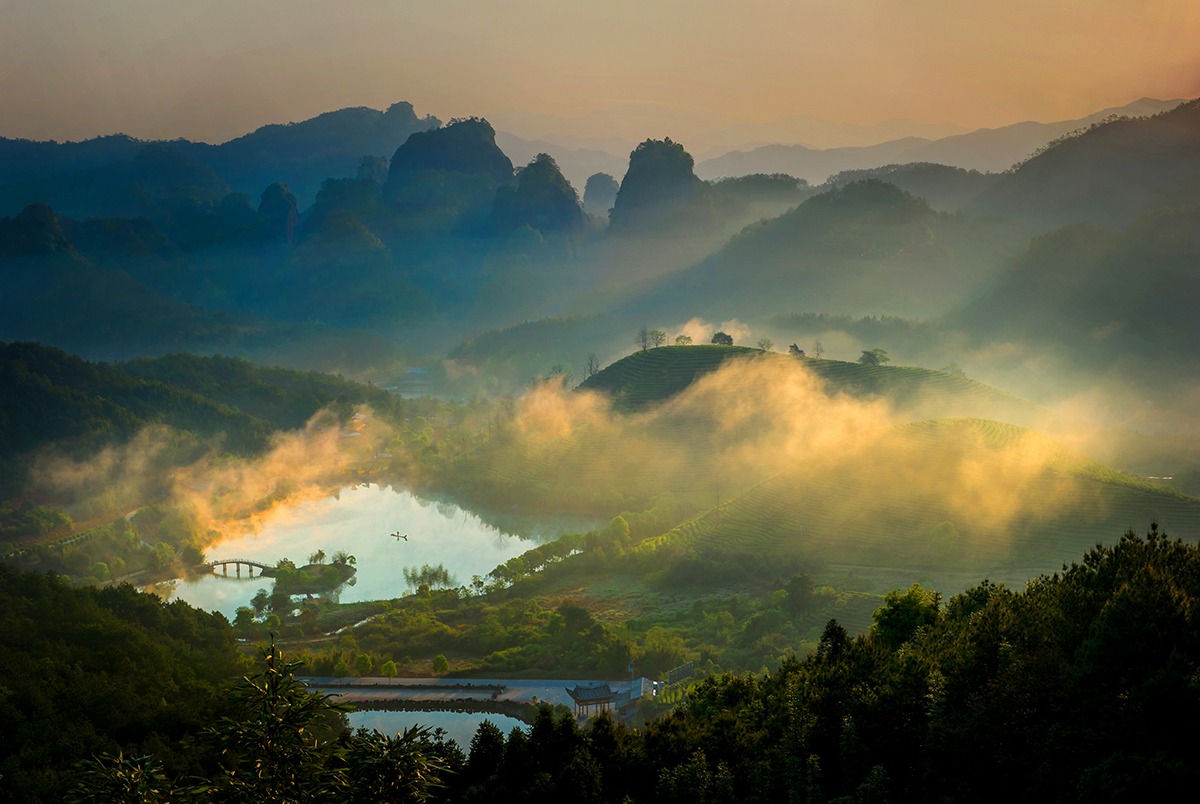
<box><xmin>347</xmin><ymin>709</ymin><xmax>528</xmax><ymax>748</ymax></box>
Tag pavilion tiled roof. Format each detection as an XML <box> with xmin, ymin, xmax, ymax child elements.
<box><xmin>566</xmin><ymin>683</ymin><xmax>615</xmax><ymax>702</ymax></box>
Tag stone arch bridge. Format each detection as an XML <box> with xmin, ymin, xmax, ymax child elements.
<box><xmin>203</xmin><ymin>558</ymin><xmax>271</xmax><ymax>578</ymax></box>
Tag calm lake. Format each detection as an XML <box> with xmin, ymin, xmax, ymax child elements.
<box><xmin>346</xmin><ymin>709</ymin><xmax>528</xmax><ymax>748</ymax></box>
<box><xmin>154</xmin><ymin>484</ymin><xmax>576</xmax><ymax>619</ymax></box>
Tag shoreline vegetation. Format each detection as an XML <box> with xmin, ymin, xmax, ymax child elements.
<box><xmin>262</xmin><ymin>557</ymin><xmax>357</xmax><ymax>595</ymax></box>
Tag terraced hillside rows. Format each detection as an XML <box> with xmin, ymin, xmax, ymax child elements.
<box><xmin>460</xmin><ymin>347</ymin><xmax>1062</xmax><ymax>517</ymax></box>
<box><xmin>633</xmin><ymin>418</ymin><xmax>1200</xmax><ymax>595</ymax></box>
<box><xmin>447</xmin><ymin>383</ymin><xmax>748</xmax><ymax>514</ymax></box>
<box><xmin>800</xmin><ymin>360</ymin><xmax>1047</xmax><ymax>426</ymax></box>
<box><xmin>581</xmin><ymin>345</ymin><xmax>1047</xmax><ymax>426</ymax></box>
<box><xmin>579</xmin><ymin>345</ymin><xmax>755</xmax><ymax>410</ymax></box>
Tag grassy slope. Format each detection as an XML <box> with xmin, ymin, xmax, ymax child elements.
<box><xmin>633</xmin><ymin>418</ymin><xmax>1200</xmax><ymax>593</ymax></box>
<box><xmin>525</xmin><ymin>417</ymin><xmax>1200</xmax><ymax>644</ymax></box>
<box><xmin>561</xmin><ymin>347</ymin><xmax>1200</xmax><ymax>611</ymax></box>
<box><xmin>581</xmin><ymin>345</ymin><xmax>1047</xmax><ymax>425</ymax></box>
<box><xmin>579</xmin><ymin>344</ymin><xmax>755</xmax><ymax>409</ymax></box>
<box><xmin>463</xmin><ymin>349</ymin><xmax>1065</xmax><ymax>518</ymax></box>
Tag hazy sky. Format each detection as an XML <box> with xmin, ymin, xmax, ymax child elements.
<box><xmin>2</xmin><ymin>0</ymin><xmax>1197</xmax><ymax>148</ymax></box>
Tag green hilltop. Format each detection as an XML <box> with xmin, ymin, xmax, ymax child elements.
<box><xmin>579</xmin><ymin>343</ymin><xmax>755</xmax><ymax>409</ymax></box>
<box><xmin>453</xmin><ymin>345</ymin><xmax>1199</xmax><ymax>608</ymax></box>
<box><xmin>580</xmin><ymin>344</ymin><xmax>1047</xmax><ymax>426</ymax></box>
<box><xmin>633</xmin><ymin>417</ymin><xmax>1200</xmax><ymax>596</ymax></box>
<box><xmin>566</xmin><ymin>347</ymin><xmax>1200</xmax><ymax>601</ymax></box>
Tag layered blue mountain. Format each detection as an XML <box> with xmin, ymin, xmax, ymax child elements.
<box><xmin>0</xmin><ymin>102</ymin><xmax>440</xmax><ymax>214</ymax></box>
<box><xmin>967</xmin><ymin>98</ymin><xmax>1200</xmax><ymax>229</ymax></box>
<box><xmin>621</xmin><ymin>180</ymin><xmax>1022</xmax><ymax>321</ymax></box>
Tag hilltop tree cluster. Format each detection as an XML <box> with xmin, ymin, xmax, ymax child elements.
<box><xmin>636</xmin><ymin>325</ymin><xmax>667</xmax><ymax>351</ymax></box>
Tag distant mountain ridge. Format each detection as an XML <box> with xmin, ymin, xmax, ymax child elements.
<box><xmin>622</xmin><ymin>180</ymin><xmax>1024</xmax><ymax>321</ymax></box>
<box><xmin>493</xmin><ymin>131</ymin><xmax>626</xmax><ymax>198</ymax></box>
<box><xmin>0</xmin><ymin>102</ymin><xmax>440</xmax><ymax>213</ymax></box>
<box><xmin>696</xmin><ymin>97</ymin><xmax>1187</xmax><ymax>182</ymax></box>
<box><xmin>2</xmin><ymin>94</ymin><xmax>1197</xmax><ymax>414</ymax></box>
<box><xmin>947</xmin><ymin>201</ymin><xmax>1200</xmax><ymax>389</ymax></box>
<box><xmin>966</xmin><ymin>97</ymin><xmax>1200</xmax><ymax>228</ymax></box>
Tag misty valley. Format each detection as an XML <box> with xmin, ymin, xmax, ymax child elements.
<box><xmin>2</xmin><ymin>94</ymin><xmax>1199</xmax><ymax>802</ymax></box>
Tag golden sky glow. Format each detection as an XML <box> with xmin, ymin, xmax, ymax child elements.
<box><xmin>1</xmin><ymin>1</ymin><xmax>1197</xmax><ymax>149</ymax></box>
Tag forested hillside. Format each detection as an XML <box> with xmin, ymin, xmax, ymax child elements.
<box><xmin>0</xmin><ymin>343</ymin><xmax>271</xmax><ymax>500</ymax></box>
<box><xmin>12</xmin><ymin>527</ymin><xmax>1197</xmax><ymax>802</ymax></box>
<box><xmin>0</xmin><ymin>566</ymin><xmax>246</xmax><ymax>801</ymax></box>
<box><xmin>445</xmin><ymin>527</ymin><xmax>1200</xmax><ymax>803</ymax></box>
<box><xmin>968</xmin><ymin>97</ymin><xmax>1200</xmax><ymax>229</ymax></box>
<box><xmin>628</xmin><ymin>180</ymin><xmax>1025</xmax><ymax>321</ymax></box>
<box><xmin>0</xmin><ymin>344</ymin><xmax>409</xmax><ymax>558</ymax></box>
<box><xmin>947</xmin><ymin>203</ymin><xmax>1200</xmax><ymax>394</ymax></box>
<box><xmin>0</xmin><ymin>344</ymin><xmax>399</xmax><ymax>470</ymax></box>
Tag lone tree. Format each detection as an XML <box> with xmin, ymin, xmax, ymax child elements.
<box><xmin>674</xmin><ymin>334</ymin><xmax>693</xmax><ymax>345</ymax></box>
<box><xmin>637</xmin><ymin>325</ymin><xmax>651</xmax><ymax>351</ymax></box>
<box><xmin>711</xmin><ymin>331</ymin><xmax>733</xmax><ymax>346</ymax></box>
<box><xmin>871</xmin><ymin>583</ymin><xmax>940</xmax><ymax>649</ymax></box>
<box><xmin>650</xmin><ymin>329</ymin><xmax>667</xmax><ymax>348</ymax></box>
<box><xmin>757</xmin><ymin>338</ymin><xmax>774</xmax><ymax>352</ymax></box>
<box><xmin>812</xmin><ymin>339</ymin><xmax>824</xmax><ymax>358</ymax></box>
<box><xmin>858</xmin><ymin>348</ymin><xmax>890</xmax><ymax>366</ymax></box>
<box><xmin>585</xmin><ymin>352</ymin><xmax>600</xmax><ymax>377</ymax></box>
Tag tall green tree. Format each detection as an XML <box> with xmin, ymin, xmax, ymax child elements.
<box><xmin>871</xmin><ymin>583</ymin><xmax>940</xmax><ymax>648</ymax></box>
<box><xmin>196</xmin><ymin>641</ymin><xmax>352</xmax><ymax>802</ymax></box>
<box><xmin>857</xmin><ymin>348</ymin><xmax>890</xmax><ymax>365</ymax></box>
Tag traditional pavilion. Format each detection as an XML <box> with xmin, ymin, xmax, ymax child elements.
<box><xmin>566</xmin><ymin>683</ymin><xmax>616</xmax><ymax>717</ymax></box>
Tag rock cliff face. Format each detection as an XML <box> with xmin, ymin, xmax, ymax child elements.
<box><xmin>190</xmin><ymin>101</ymin><xmax>440</xmax><ymax>206</ymax></box>
<box><xmin>490</xmin><ymin>153</ymin><xmax>583</xmax><ymax>235</ymax></box>
<box><xmin>583</xmin><ymin>172</ymin><xmax>618</xmax><ymax>217</ymax></box>
<box><xmin>608</xmin><ymin>137</ymin><xmax>711</xmax><ymax>232</ymax></box>
<box><xmin>385</xmin><ymin>117</ymin><xmax>514</xmax><ymax>189</ymax></box>
<box><xmin>257</xmin><ymin>183</ymin><xmax>299</xmax><ymax>244</ymax></box>
<box><xmin>383</xmin><ymin>118</ymin><xmax>516</xmax><ymax>231</ymax></box>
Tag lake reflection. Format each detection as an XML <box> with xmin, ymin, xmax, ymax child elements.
<box><xmin>156</xmin><ymin>485</ymin><xmax>549</xmax><ymax>619</ymax></box>
<box><xmin>347</xmin><ymin>709</ymin><xmax>528</xmax><ymax>748</ymax></box>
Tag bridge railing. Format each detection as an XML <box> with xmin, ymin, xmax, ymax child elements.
<box><xmin>204</xmin><ymin>558</ymin><xmax>272</xmax><ymax>572</ymax></box>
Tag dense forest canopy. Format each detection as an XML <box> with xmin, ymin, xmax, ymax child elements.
<box><xmin>7</xmin><ymin>527</ymin><xmax>1197</xmax><ymax>802</ymax></box>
